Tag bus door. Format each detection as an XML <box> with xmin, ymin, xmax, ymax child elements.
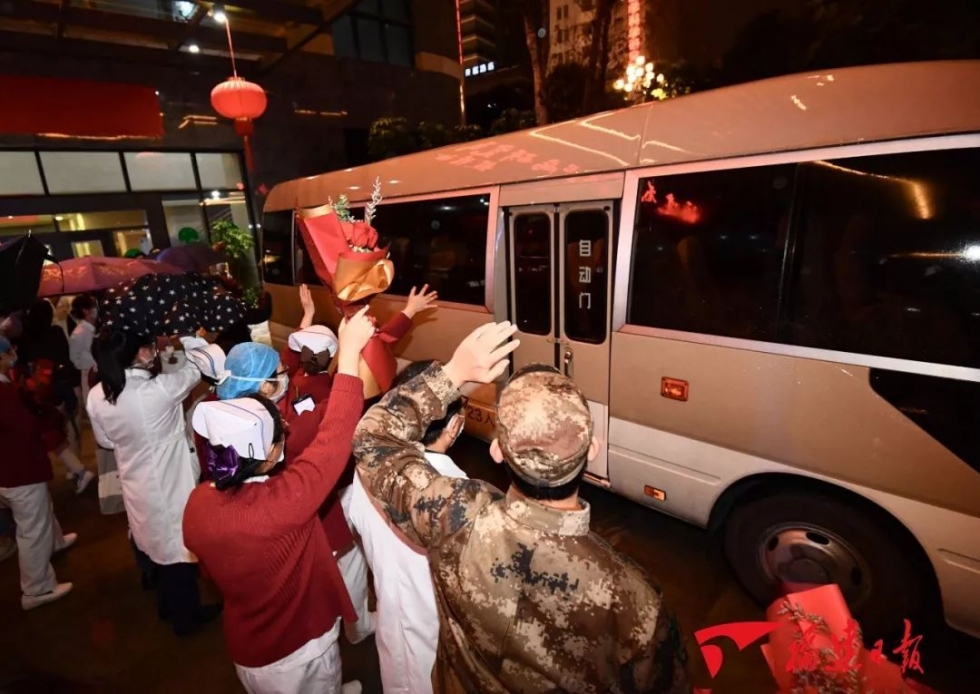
<box><xmin>506</xmin><ymin>202</ymin><xmax>615</xmax><ymax>481</ymax></box>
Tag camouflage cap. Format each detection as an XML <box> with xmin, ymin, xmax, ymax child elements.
<box><xmin>496</xmin><ymin>364</ymin><xmax>593</xmax><ymax>488</ymax></box>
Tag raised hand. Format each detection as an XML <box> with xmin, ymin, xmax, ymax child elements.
<box><xmin>403</xmin><ymin>284</ymin><xmax>438</xmax><ymax>319</ymax></box>
<box><xmin>337</xmin><ymin>307</ymin><xmax>375</xmax><ymax>376</ymax></box>
<box><xmin>443</xmin><ymin>321</ymin><xmax>519</xmax><ymax>388</ymax></box>
<box><xmin>299</xmin><ymin>284</ymin><xmax>315</xmax><ymax>329</ymax></box>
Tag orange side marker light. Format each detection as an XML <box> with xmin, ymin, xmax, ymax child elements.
<box><xmin>661</xmin><ymin>377</ymin><xmax>688</xmax><ymax>402</ymax></box>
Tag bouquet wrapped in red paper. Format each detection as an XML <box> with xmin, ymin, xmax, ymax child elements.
<box><xmin>296</xmin><ymin>179</ymin><xmax>398</xmax><ymax>398</ymax></box>
<box><xmin>760</xmin><ymin>584</ymin><xmax>938</xmax><ymax>694</ymax></box>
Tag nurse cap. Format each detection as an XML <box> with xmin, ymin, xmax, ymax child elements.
<box><xmin>185</xmin><ymin>344</ymin><xmax>226</xmax><ymax>381</ymax></box>
<box><xmin>192</xmin><ymin>398</ymin><xmax>284</xmax><ymax>463</ymax></box>
<box><xmin>288</xmin><ymin>325</ymin><xmax>339</xmax><ymax>356</ymax></box>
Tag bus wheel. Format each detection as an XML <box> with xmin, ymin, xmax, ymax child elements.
<box><xmin>723</xmin><ymin>489</ymin><xmax>928</xmax><ymax>638</ymax></box>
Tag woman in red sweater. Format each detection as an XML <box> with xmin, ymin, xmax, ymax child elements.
<box><xmin>183</xmin><ymin>308</ymin><xmax>374</xmax><ymax>694</ymax></box>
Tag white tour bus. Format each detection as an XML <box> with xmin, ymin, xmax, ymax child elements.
<box><xmin>261</xmin><ymin>61</ymin><xmax>980</xmax><ymax>638</ymax></box>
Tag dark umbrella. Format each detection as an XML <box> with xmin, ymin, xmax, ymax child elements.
<box><xmin>0</xmin><ymin>234</ymin><xmax>52</xmax><ymax>313</ymax></box>
<box><xmin>102</xmin><ymin>273</ymin><xmax>246</xmax><ymax>338</ymax></box>
<box><xmin>156</xmin><ymin>243</ymin><xmax>226</xmax><ymax>273</ymax></box>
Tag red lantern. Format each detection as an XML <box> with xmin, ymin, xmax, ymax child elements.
<box><xmin>211</xmin><ymin>76</ymin><xmax>267</xmax><ymax>172</ymax></box>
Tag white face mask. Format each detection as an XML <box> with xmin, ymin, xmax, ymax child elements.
<box><xmin>268</xmin><ymin>374</ymin><xmax>289</xmax><ymax>403</ymax></box>
<box><xmin>447</xmin><ymin>414</ymin><xmax>464</xmax><ymax>448</ymax></box>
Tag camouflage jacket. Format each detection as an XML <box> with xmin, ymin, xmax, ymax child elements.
<box><xmin>353</xmin><ymin>363</ymin><xmax>691</xmax><ymax>694</ymax></box>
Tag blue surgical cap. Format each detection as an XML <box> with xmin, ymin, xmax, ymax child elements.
<box><xmin>217</xmin><ymin>342</ymin><xmax>280</xmax><ymax>400</ymax></box>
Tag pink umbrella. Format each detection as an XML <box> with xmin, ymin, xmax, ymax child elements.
<box><xmin>37</xmin><ymin>256</ymin><xmax>185</xmax><ymax>298</ymax></box>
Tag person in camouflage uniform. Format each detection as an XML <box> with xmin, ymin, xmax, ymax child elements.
<box><xmin>354</xmin><ymin>322</ymin><xmax>690</xmax><ymax>693</ymax></box>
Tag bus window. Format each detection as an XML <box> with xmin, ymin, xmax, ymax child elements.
<box><xmin>789</xmin><ymin>149</ymin><xmax>980</xmax><ymax>368</ymax></box>
<box><xmin>260</xmin><ymin>211</ymin><xmax>294</xmax><ymax>285</ymax></box>
<box><xmin>628</xmin><ymin>165</ymin><xmax>793</xmax><ymax>341</ymax></box>
<box><xmin>372</xmin><ymin>194</ymin><xmax>488</xmax><ymax>305</ymax></box>
<box><xmin>513</xmin><ymin>212</ymin><xmax>552</xmax><ymax>336</ymax></box>
<box><xmin>563</xmin><ymin>210</ymin><xmax>608</xmax><ymax>344</ymax></box>
<box><xmin>294</xmin><ymin>228</ymin><xmax>324</xmax><ymax>287</ymax></box>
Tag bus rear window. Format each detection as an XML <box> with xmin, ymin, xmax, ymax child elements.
<box><xmin>788</xmin><ymin>149</ymin><xmax>980</xmax><ymax>368</ymax></box>
<box><xmin>260</xmin><ymin>211</ymin><xmax>293</xmax><ymax>285</ymax></box>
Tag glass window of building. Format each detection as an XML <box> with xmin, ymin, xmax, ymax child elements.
<box><xmin>204</xmin><ymin>191</ymin><xmax>252</xmax><ymax>234</ymax></box>
<box><xmin>40</xmin><ymin>152</ymin><xmax>127</xmax><ymax>194</ymax></box>
<box><xmin>163</xmin><ymin>196</ymin><xmax>208</xmax><ymax>247</ymax></box>
<box><xmin>114</xmin><ymin>230</ymin><xmax>153</xmax><ymax>256</ymax></box>
<box><xmin>125</xmin><ymin>152</ymin><xmax>196</xmax><ymax>191</ymax></box>
<box><xmin>0</xmin><ymin>214</ymin><xmax>56</xmax><ymax>237</ymax></box>
<box><xmin>330</xmin><ymin>0</ymin><xmax>413</xmax><ymax>65</ymax></box>
<box><xmin>56</xmin><ymin>210</ymin><xmax>147</xmax><ymax>232</ymax></box>
<box><xmin>0</xmin><ymin>152</ymin><xmax>45</xmax><ymax>196</ymax></box>
<box><xmin>72</xmin><ymin>240</ymin><xmax>105</xmax><ymax>258</ymax></box>
<box><xmin>197</xmin><ymin>153</ymin><xmax>244</xmax><ymax>191</ymax></box>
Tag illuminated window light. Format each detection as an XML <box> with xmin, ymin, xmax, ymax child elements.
<box><xmin>464</xmin><ymin>67</ymin><xmax>471</xmax><ymax>76</ymax></box>
<box><xmin>487</xmin><ymin>61</ymin><xmax>495</xmax><ymax>71</ymax></box>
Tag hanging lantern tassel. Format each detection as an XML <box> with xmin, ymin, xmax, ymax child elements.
<box><xmin>234</xmin><ymin>118</ymin><xmax>256</xmax><ymax>172</ymax></box>
<box><xmin>211</xmin><ymin>77</ymin><xmax>267</xmax><ymax>172</ymax></box>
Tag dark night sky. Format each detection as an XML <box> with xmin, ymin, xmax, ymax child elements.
<box><xmin>674</xmin><ymin>0</ymin><xmax>786</xmax><ymax>67</ymax></box>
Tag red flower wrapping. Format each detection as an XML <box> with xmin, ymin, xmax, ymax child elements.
<box><xmin>760</xmin><ymin>584</ymin><xmax>938</xmax><ymax>694</ymax></box>
<box><xmin>296</xmin><ymin>204</ymin><xmax>396</xmax><ymax>398</ymax></box>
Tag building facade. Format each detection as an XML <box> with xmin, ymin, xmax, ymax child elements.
<box><xmin>0</xmin><ymin>0</ymin><xmax>462</xmax><ymax>262</ymax></box>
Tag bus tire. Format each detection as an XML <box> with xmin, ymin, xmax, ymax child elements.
<box><xmin>723</xmin><ymin>489</ymin><xmax>929</xmax><ymax>639</ymax></box>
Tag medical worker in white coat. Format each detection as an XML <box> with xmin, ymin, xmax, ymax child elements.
<box><xmin>347</xmin><ymin>360</ymin><xmax>468</xmax><ymax>694</ymax></box>
<box><xmin>87</xmin><ymin>329</ymin><xmax>221</xmax><ymax>636</ymax></box>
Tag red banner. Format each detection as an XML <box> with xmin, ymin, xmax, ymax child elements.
<box><xmin>0</xmin><ymin>75</ymin><xmax>163</xmax><ymax>138</ymax></box>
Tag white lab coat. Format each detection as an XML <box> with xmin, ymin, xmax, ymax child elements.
<box><xmin>87</xmin><ymin>361</ymin><xmax>201</xmax><ymax>565</ymax></box>
<box><xmin>348</xmin><ymin>451</ymin><xmax>467</xmax><ymax>694</ymax></box>
<box><xmin>69</xmin><ymin>320</ymin><xmax>97</xmax><ymax>407</ymax></box>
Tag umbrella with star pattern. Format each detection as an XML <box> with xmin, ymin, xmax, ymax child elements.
<box><xmin>102</xmin><ymin>273</ymin><xmax>246</xmax><ymax>338</ymax></box>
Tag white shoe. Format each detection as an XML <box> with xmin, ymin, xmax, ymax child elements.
<box><xmin>22</xmin><ymin>582</ymin><xmax>73</xmax><ymax>610</ymax></box>
<box><xmin>341</xmin><ymin>681</ymin><xmax>362</xmax><ymax>694</ymax></box>
<box><xmin>56</xmin><ymin>533</ymin><xmax>78</xmax><ymax>553</ymax></box>
<box><xmin>75</xmin><ymin>470</ymin><xmax>95</xmax><ymax>495</ymax></box>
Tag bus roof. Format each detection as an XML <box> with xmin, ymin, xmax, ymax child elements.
<box><xmin>265</xmin><ymin>61</ymin><xmax>980</xmax><ymax>212</ymax></box>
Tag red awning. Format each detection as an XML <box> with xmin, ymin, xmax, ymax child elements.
<box><xmin>0</xmin><ymin>75</ymin><xmax>163</xmax><ymax>139</ymax></box>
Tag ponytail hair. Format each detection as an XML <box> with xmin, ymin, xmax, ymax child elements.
<box><xmin>96</xmin><ymin>329</ymin><xmax>150</xmax><ymax>404</ymax></box>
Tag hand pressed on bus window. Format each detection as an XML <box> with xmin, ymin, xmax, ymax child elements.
<box><xmin>299</xmin><ymin>284</ymin><xmax>315</xmax><ymax>329</ymax></box>
<box><xmin>443</xmin><ymin>321</ymin><xmax>519</xmax><ymax>389</ymax></box>
<box><xmin>403</xmin><ymin>284</ymin><xmax>438</xmax><ymax>320</ymax></box>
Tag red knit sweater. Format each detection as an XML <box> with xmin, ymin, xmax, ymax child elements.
<box><xmin>182</xmin><ymin>374</ymin><xmax>363</xmax><ymax>668</ymax></box>
<box><xmin>0</xmin><ymin>378</ymin><xmax>54</xmax><ymax>488</ymax></box>
<box><xmin>287</xmin><ymin>398</ymin><xmax>355</xmax><ymax>556</ymax></box>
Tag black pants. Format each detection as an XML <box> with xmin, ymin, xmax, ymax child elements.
<box><xmin>156</xmin><ymin>562</ymin><xmax>203</xmax><ymax>635</ymax></box>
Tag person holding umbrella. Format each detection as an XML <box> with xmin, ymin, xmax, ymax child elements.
<box><xmin>87</xmin><ymin>272</ymin><xmax>246</xmax><ymax>636</ymax></box>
